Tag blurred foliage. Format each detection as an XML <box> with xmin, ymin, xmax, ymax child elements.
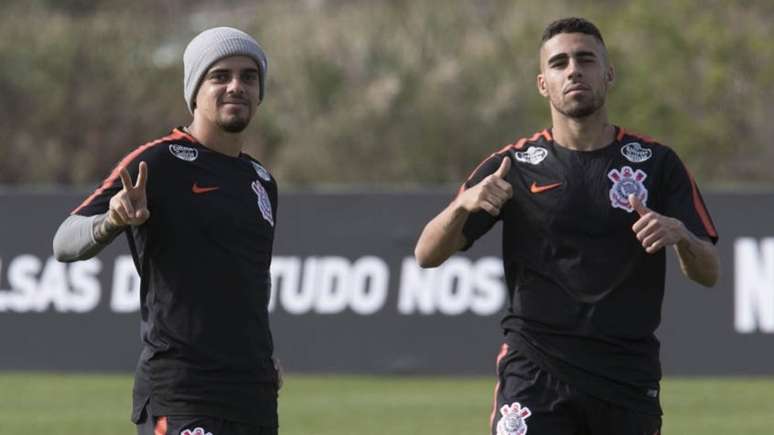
<box><xmin>1</xmin><ymin>0</ymin><xmax>772</xmax><ymax>187</ymax></box>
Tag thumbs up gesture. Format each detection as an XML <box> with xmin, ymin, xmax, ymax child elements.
<box><xmin>107</xmin><ymin>161</ymin><xmax>150</xmax><ymax>227</ymax></box>
<box><xmin>494</xmin><ymin>155</ymin><xmax>511</xmax><ymax>178</ymax></box>
<box><xmin>629</xmin><ymin>194</ymin><xmax>687</xmax><ymax>254</ymax></box>
<box><xmin>457</xmin><ymin>156</ymin><xmax>513</xmax><ymax>216</ymax></box>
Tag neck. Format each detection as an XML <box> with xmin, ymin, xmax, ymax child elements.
<box><xmin>550</xmin><ymin>108</ymin><xmax>614</xmax><ymax>151</ymax></box>
<box><xmin>186</xmin><ymin>120</ymin><xmax>243</xmax><ymax>157</ymax></box>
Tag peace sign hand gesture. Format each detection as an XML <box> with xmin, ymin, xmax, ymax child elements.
<box><xmin>107</xmin><ymin>161</ymin><xmax>150</xmax><ymax>227</ymax></box>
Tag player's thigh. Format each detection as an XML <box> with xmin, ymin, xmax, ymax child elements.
<box><xmin>225</xmin><ymin>421</ymin><xmax>278</xmax><ymax>435</ymax></box>
<box><xmin>490</xmin><ymin>344</ymin><xmax>584</xmax><ymax>435</ymax></box>
<box><xmin>137</xmin><ymin>415</ymin><xmax>221</xmax><ymax>435</ymax></box>
<box><xmin>137</xmin><ymin>415</ymin><xmax>276</xmax><ymax>435</ymax></box>
<box><xmin>585</xmin><ymin>398</ymin><xmax>661</xmax><ymax>435</ymax></box>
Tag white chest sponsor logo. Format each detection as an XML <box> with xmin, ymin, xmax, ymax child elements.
<box><xmin>251</xmin><ymin>161</ymin><xmax>272</xmax><ymax>181</ymax></box>
<box><xmin>252</xmin><ymin>180</ymin><xmax>274</xmax><ymax>227</ymax></box>
<box><xmin>513</xmin><ymin>147</ymin><xmax>548</xmax><ymax>165</ymax></box>
<box><xmin>608</xmin><ymin>166</ymin><xmax>648</xmax><ymax>213</ymax></box>
<box><xmin>169</xmin><ymin>144</ymin><xmax>198</xmax><ymax>162</ymax></box>
<box><xmin>621</xmin><ymin>142</ymin><xmax>652</xmax><ymax>163</ymax></box>
<box><xmin>181</xmin><ymin>428</ymin><xmax>213</xmax><ymax>435</ymax></box>
<box><xmin>496</xmin><ymin>402</ymin><xmax>531</xmax><ymax>435</ymax></box>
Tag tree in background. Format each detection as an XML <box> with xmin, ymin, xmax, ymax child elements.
<box><xmin>1</xmin><ymin>0</ymin><xmax>772</xmax><ymax>186</ymax></box>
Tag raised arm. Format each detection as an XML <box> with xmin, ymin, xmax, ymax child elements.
<box><xmin>415</xmin><ymin>157</ymin><xmax>513</xmax><ymax>268</ymax></box>
<box><xmin>53</xmin><ymin>162</ymin><xmax>150</xmax><ymax>262</ymax></box>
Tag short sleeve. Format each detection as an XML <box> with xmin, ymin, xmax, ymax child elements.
<box><xmin>659</xmin><ymin>149</ymin><xmax>718</xmax><ymax>243</ymax></box>
<box><xmin>460</xmin><ymin>152</ymin><xmax>510</xmax><ymax>250</ymax></box>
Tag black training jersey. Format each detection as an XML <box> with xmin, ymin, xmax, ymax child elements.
<box><xmin>461</xmin><ymin>127</ymin><xmax>718</xmax><ymax>415</ymax></box>
<box><xmin>73</xmin><ymin>128</ymin><xmax>279</xmax><ymax>425</ymax></box>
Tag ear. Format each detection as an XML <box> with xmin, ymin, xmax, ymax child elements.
<box><xmin>537</xmin><ymin>74</ymin><xmax>549</xmax><ymax>97</ymax></box>
<box><xmin>606</xmin><ymin>64</ymin><xmax>616</xmax><ymax>85</ymax></box>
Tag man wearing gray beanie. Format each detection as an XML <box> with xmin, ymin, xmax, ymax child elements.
<box><xmin>53</xmin><ymin>27</ymin><xmax>280</xmax><ymax>435</ymax></box>
<box><xmin>184</xmin><ymin>26</ymin><xmax>268</xmax><ymax>115</ymax></box>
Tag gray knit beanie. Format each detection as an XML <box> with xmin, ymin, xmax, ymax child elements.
<box><xmin>183</xmin><ymin>27</ymin><xmax>268</xmax><ymax>114</ymax></box>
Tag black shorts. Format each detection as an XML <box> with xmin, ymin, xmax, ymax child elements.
<box><xmin>136</xmin><ymin>403</ymin><xmax>278</xmax><ymax>435</ymax></box>
<box><xmin>490</xmin><ymin>343</ymin><xmax>661</xmax><ymax>435</ymax></box>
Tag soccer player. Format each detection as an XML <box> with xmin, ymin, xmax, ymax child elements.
<box><xmin>53</xmin><ymin>27</ymin><xmax>280</xmax><ymax>435</ymax></box>
<box><xmin>414</xmin><ymin>17</ymin><xmax>719</xmax><ymax>435</ymax></box>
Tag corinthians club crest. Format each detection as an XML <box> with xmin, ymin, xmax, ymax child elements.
<box><xmin>496</xmin><ymin>402</ymin><xmax>531</xmax><ymax>435</ymax></box>
<box><xmin>608</xmin><ymin>165</ymin><xmax>648</xmax><ymax>212</ymax></box>
<box><xmin>251</xmin><ymin>180</ymin><xmax>274</xmax><ymax>227</ymax></box>
<box><xmin>251</xmin><ymin>161</ymin><xmax>272</xmax><ymax>181</ymax></box>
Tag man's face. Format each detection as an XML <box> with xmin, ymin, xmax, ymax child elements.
<box><xmin>194</xmin><ymin>56</ymin><xmax>261</xmax><ymax>133</ymax></box>
<box><xmin>537</xmin><ymin>33</ymin><xmax>613</xmax><ymax>119</ymax></box>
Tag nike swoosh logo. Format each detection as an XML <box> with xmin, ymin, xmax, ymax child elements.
<box><xmin>192</xmin><ymin>183</ymin><xmax>220</xmax><ymax>194</ymax></box>
<box><xmin>530</xmin><ymin>181</ymin><xmax>562</xmax><ymax>193</ymax></box>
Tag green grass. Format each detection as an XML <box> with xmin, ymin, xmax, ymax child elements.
<box><xmin>0</xmin><ymin>373</ymin><xmax>772</xmax><ymax>434</ymax></box>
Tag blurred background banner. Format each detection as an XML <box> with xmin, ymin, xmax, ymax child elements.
<box><xmin>0</xmin><ymin>190</ymin><xmax>772</xmax><ymax>375</ymax></box>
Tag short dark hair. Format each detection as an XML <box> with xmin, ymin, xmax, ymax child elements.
<box><xmin>541</xmin><ymin>17</ymin><xmax>605</xmax><ymax>47</ymax></box>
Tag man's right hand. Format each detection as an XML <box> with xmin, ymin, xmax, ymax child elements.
<box><xmin>455</xmin><ymin>156</ymin><xmax>513</xmax><ymax>216</ymax></box>
<box><xmin>415</xmin><ymin>155</ymin><xmax>513</xmax><ymax>268</ymax></box>
<box><xmin>94</xmin><ymin>162</ymin><xmax>150</xmax><ymax>242</ymax></box>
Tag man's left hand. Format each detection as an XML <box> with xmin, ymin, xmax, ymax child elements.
<box><xmin>629</xmin><ymin>194</ymin><xmax>688</xmax><ymax>254</ymax></box>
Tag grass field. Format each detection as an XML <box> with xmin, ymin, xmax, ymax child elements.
<box><xmin>1</xmin><ymin>373</ymin><xmax>772</xmax><ymax>434</ymax></box>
